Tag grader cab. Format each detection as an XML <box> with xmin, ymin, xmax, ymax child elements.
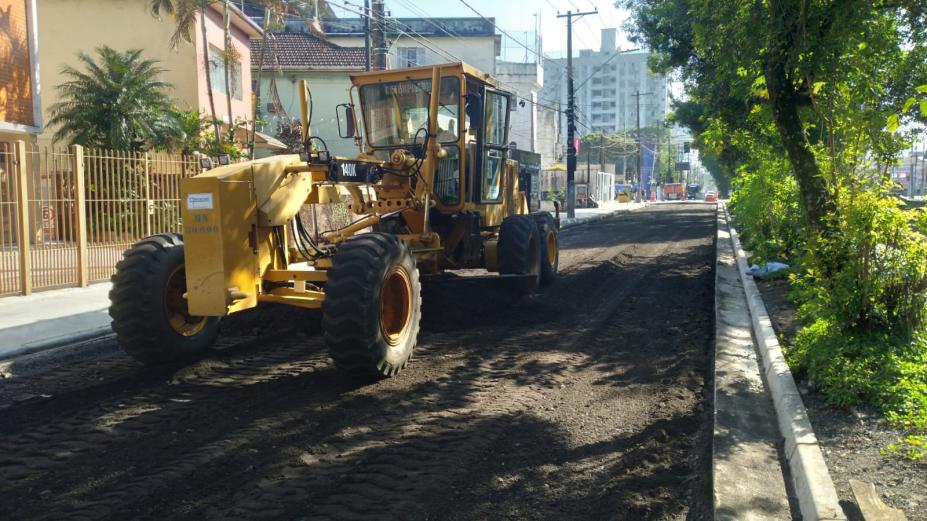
<box><xmin>108</xmin><ymin>63</ymin><xmax>560</xmax><ymax>377</ymax></box>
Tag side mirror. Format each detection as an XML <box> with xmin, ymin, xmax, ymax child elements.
<box><xmin>336</xmin><ymin>104</ymin><xmax>356</xmax><ymax>139</ymax></box>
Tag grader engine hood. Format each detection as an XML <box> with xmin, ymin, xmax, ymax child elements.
<box><xmin>180</xmin><ymin>154</ymin><xmax>311</xmax><ymax>316</ymax></box>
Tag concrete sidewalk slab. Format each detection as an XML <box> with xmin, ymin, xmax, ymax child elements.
<box><xmin>0</xmin><ymin>282</ymin><xmax>112</xmax><ymax>360</ymax></box>
<box><xmin>554</xmin><ymin>201</ymin><xmax>648</xmax><ymax>228</ymax></box>
<box><xmin>713</xmin><ymin>208</ymin><xmax>792</xmax><ymax>520</ymax></box>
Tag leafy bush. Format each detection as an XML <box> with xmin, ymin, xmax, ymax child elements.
<box><xmin>810</xmin><ymin>189</ymin><xmax>927</xmax><ymax>336</ymax></box>
<box><xmin>728</xmin><ymin>159</ymin><xmax>804</xmax><ymax>264</ymax></box>
<box><xmin>785</xmin><ymin>187</ymin><xmax>927</xmax><ymax>457</ymax></box>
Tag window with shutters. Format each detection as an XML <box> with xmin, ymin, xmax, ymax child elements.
<box><xmin>397</xmin><ymin>47</ymin><xmax>426</xmax><ymax>67</ymax></box>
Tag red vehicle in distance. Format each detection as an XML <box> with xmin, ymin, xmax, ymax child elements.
<box><xmin>663</xmin><ymin>183</ymin><xmax>685</xmax><ymax>200</ymax></box>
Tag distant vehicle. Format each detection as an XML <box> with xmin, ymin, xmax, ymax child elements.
<box><xmin>614</xmin><ymin>183</ymin><xmax>633</xmax><ymax>203</ymax></box>
<box><xmin>664</xmin><ymin>183</ymin><xmax>685</xmax><ymax>200</ymax></box>
<box><xmin>686</xmin><ymin>183</ymin><xmax>701</xmax><ymax>200</ymax></box>
<box><xmin>704</xmin><ymin>191</ymin><xmax>718</xmax><ymax>203</ymax></box>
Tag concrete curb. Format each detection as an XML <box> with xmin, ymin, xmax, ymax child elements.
<box><xmin>0</xmin><ymin>328</ymin><xmax>114</xmax><ymax>362</ymax></box>
<box><xmin>721</xmin><ymin>203</ymin><xmax>846</xmax><ymax>521</ymax></box>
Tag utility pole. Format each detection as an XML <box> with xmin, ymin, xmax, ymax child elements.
<box><xmin>632</xmin><ymin>90</ymin><xmax>652</xmax><ymax>201</ymax></box>
<box><xmin>665</xmin><ymin>127</ymin><xmax>672</xmax><ymax>183</ymax></box>
<box><xmin>586</xmin><ymin>144</ymin><xmax>591</xmax><ymax>182</ymax></box>
<box><xmin>558</xmin><ymin>8</ymin><xmax>597</xmax><ymax>219</ymax></box>
<box><xmin>599</xmin><ymin>134</ymin><xmax>605</xmax><ymax>170</ymax></box>
<box><xmin>364</xmin><ymin>0</ymin><xmax>371</xmax><ymax>71</ymax></box>
<box><xmin>371</xmin><ymin>0</ymin><xmax>387</xmax><ymax>70</ymax></box>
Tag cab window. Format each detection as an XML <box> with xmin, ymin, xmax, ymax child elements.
<box><xmin>480</xmin><ymin>91</ymin><xmax>509</xmax><ymax>202</ymax></box>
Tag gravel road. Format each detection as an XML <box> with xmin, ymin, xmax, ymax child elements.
<box><xmin>0</xmin><ymin>204</ymin><xmax>717</xmax><ymax>521</ymax></box>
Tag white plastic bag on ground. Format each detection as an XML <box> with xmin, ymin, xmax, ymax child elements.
<box><xmin>747</xmin><ymin>262</ymin><xmax>789</xmax><ymax>277</ymax></box>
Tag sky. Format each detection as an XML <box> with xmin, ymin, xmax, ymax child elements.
<box><xmin>327</xmin><ymin>0</ymin><xmax>636</xmax><ymax>57</ymax></box>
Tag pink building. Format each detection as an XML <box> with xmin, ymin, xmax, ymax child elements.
<box><xmin>196</xmin><ymin>4</ymin><xmax>263</xmax><ymax>124</ymax></box>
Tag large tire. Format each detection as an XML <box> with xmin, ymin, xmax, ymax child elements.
<box><xmin>322</xmin><ymin>233</ymin><xmax>421</xmax><ymax>378</ymax></box>
<box><xmin>109</xmin><ymin>233</ymin><xmax>219</xmax><ymax>364</ymax></box>
<box><xmin>498</xmin><ymin>215</ymin><xmax>542</xmax><ymax>288</ymax></box>
<box><xmin>531</xmin><ymin>212</ymin><xmax>559</xmax><ymax>285</ymax></box>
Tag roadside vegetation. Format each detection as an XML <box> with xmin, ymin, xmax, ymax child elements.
<box><xmin>622</xmin><ymin>0</ymin><xmax>927</xmax><ymax>458</ymax></box>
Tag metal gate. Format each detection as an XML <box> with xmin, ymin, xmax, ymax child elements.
<box><xmin>0</xmin><ymin>141</ymin><xmax>199</xmax><ymax>296</ymax></box>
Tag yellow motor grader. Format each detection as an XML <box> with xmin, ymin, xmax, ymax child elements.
<box><xmin>108</xmin><ymin>63</ymin><xmax>559</xmax><ymax>377</ymax></box>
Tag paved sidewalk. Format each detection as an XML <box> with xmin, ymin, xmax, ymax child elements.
<box><xmin>0</xmin><ymin>282</ymin><xmax>112</xmax><ymax>360</ymax></box>
<box><xmin>713</xmin><ymin>209</ymin><xmax>792</xmax><ymax>519</ymax></box>
<box><xmin>554</xmin><ymin>200</ymin><xmax>647</xmax><ymax>228</ymax></box>
<box><xmin>0</xmin><ymin>201</ymin><xmax>645</xmax><ymax>360</ymax></box>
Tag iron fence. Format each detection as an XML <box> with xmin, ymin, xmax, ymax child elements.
<box><xmin>0</xmin><ymin>140</ymin><xmax>199</xmax><ymax>296</ymax></box>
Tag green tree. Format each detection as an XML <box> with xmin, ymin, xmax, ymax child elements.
<box><xmin>622</xmin><ymin>0</ymin><xmax>927</xmax><ymax>454</ymax></box>
<box><xmin>622</xmin><ymin>0</ymin><xmax>926</xmax><ymax>232</ymax></box>
<box><xmin>48</xmin><ymin>47</ymin><xmax>179</xmax><ymax>150</ymax></box>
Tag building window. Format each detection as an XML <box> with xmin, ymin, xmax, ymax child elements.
<box><xmin>209</xmin><ymin>45</ymin><xmax>243</xmax><ymax>100</ymax></box>
<box><xmin>398</xmin><ymin>47</ymin><xmax>426</xmax><ymax>67</ymax></box>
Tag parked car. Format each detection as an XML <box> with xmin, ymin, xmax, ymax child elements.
<box><xmin>704</xmin><ymin>191</ymin><xmax>718</xmax><ymax>203</ymax></box>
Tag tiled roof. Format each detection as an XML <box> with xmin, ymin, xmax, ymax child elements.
<box><xmin>250</xmin><ymin>32</ymin><xmax>366</xmax><ymax>70</ymax></box>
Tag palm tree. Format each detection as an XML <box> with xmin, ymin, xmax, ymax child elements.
<box><xmin>48</xmin><ymin>47</ymin><xmax>179</xmax><ymax>150</ymax></box>
<box><xmin>149</xmin><ymin>0</ymin><xmax>222</xmax><ymax>151</ymax></box>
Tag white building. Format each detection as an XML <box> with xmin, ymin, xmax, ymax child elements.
<box><xmin>494</xmin><ymin>60</ymin><xmax>562</xmax><ymax>168</ymax></box>
<box><xmin>251</xmin><ymin>32</ymin><xmax>367</xmax><ymax>157</ymax></box>
<box><xmin>541</xmin><ymin>29</ymin><xmax>668</xmax><ymax>134</ymax></box>
<box><xmin>321</xmin><ymin>17</ymin><xmax>500</xmax><ymax>74</ymax></box>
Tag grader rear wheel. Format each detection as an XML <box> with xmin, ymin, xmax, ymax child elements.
<box><xmin>322</xmin><ymin>233</ymin><xmax>421</xmax><ymax>378</ymax></box>
<box><xmin>109</xmin><ymin>233</ymin><xmax>219</xmax><ymax>364</ymax></box>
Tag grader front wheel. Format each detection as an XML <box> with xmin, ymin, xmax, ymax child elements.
<box><xmin>498</xmin><ymin>215</ymin><xmax>542</xmax><ymax>290</ymax></box>
<box><xmin>109</xmin><ymin>233</ymin><xmax>219</xmax><ymax>364</ymax></box>
<box><xmin>322</xmin><ymin>233</ymin><xmax>422</xmax><ymax>378</ymax></box>
<box><xmin>531</xmin><ymin>212</ymin><xmax>559</xmax><ymax>285</ymax></box>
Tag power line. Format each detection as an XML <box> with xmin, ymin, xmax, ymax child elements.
<box><xmin>456</xmin><ymin>0</ymin><xmax>543</xmax><ymax>61</ymax></box>
<box><xmin>330</xmin><ymin>2</ymin><xmax>565</xmax><ymax>114</ymax></box>
<box><xmin>569</xmin><ymin>0</ymin><xmax>600</xmax><ymax>48</ymax></box>
<box><xmin>589</xmin><ymin>0</ymin><xmax>608</xmax><ymax>27</ymax></box>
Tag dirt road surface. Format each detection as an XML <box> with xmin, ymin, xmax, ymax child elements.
<box><xmin>0</xmin><ymin>204</ymin><xmax>717</xmax><ymax>521</ymax></box>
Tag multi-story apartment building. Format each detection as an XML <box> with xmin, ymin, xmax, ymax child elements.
<box><xmin>541</xmin><ymin>29</ymin><xmax>668</xmax><ymax>135</ymax></box>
